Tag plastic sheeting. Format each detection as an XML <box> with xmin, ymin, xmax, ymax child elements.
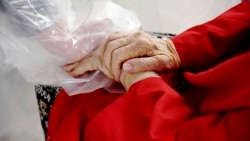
<box><xmin>0</xmin><ymin>0</ymin><xmax>241</xmax><ymax>140</ymax></box>
<box><xmin>0</xmin><ymin>0</ymin><xmax>141</xmax><ymax>95</ymax></box>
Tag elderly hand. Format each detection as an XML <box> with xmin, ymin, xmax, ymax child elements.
<box><xmin>103</xmin><ymin>31</ymin><xmax>180</xmax><ymax>81</ymax></box>
<box><xmin>63</xmin><ymin>47</ymin><xmax>159</xmax><ymax>90</ymax></box>
<box><xmin>64</xmin><ymin>31</ymin><xmax>179</xmax><ymax>89</ymax></box>
<box><xmin>63</xmin><ymin>48</ymin><xmax>113</xmax><ymax>79</ymax></box>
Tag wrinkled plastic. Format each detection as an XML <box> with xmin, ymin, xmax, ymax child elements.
<box><xmin>0</xmin><ymin>0</ymin><xmax>141</xmax><ymax>95</ymax></box>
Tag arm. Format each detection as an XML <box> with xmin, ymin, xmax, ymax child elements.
<box><xmin>85</xmin><ymin>77</ymin><xmax>250</xmax><ymax>141</ymax></box>
<box><xmin>172</xmin><ymin>2</ymin><xmax>250</xmax><ymax>72</ymax></box>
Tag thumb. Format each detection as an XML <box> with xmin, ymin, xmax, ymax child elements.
<box><xmin>122</xmin><ymin>56</ymin><xmax>165</xmax><ymax>73</ymax></box>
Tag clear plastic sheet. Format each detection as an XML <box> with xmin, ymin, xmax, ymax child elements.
<box><xmin>0</xmin><ymin>0</ymin><xmax>141</xmax><ymax>95</ymax></box>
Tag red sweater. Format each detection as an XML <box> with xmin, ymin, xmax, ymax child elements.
<box><xmin>47</xmin><ymin>2</ymin><xmax>250</xmax><ymax>141</ymax></box>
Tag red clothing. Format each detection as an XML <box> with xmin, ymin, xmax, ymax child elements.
<box><xmin>47</xmin><ymin>2</ymin><xmax>250</xmax><ymax>141</ymax></box>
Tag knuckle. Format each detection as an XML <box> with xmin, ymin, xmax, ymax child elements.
<box><xmin>71</xmin><ymin>70</ymin><xmax>80</xmax><ymax>77</ymax></box>
<box><xmin>112</xmin><ymin>49</ymin><xmax>125</xmax><ymax>64</ymax></box>
<box><xmin>134</xmin><ymin>37</ymin><xmax>146</xmax><ymax>46</ymax></box>
<box><xmin>112</xmin><ymin>48</ymin><xmax>120</xmax><ymax>57</ymax></box>
<box><xmin>112</xmin><ymin>49</ymin><xmax>126</xmax><ymax>65</ymax></box>
<box><xmin>106</xmin><ymin>40</ymin><xmax>115</xmax><ymax>48</ymax></box>
<box><xmin>133</xmin><ymin>31</ymin><xmax>144</xmax><ymax>37</ymax></box>
<box><xmin>107</xmin><ymin>33</ymin><xmax>117</xmax><ymax>41</ymax></box>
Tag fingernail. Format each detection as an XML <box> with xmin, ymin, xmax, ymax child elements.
<box><xmin>123</xmin><ymin>62</ymin><xmax>133</xmax><ymax>72</ymax></box>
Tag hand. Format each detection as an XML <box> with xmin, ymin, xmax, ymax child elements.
<box><xmin>64</xmin><ymin>52</ymin><xmax>160</xmax><ymax>91</ymax></box>
<box><xmin>64</xmin><ymin>31</ymin><xmax>178</xmax><ymax>90</ymax></box>
<box><xmin>63</xmin><ymin>48</ymin><xmax>160</xmax><ymax>91</ymax></box>
<box><xmin>63</xmin><ymin>32</ymin><xmax>160</xmax><ymax>90</ymax></box>
<box><xmin>63</xmin><ymin>49</ymin><xmax>113</xmax><ymax>79</ymax></box>
<box><xmin>102</xmin><ymin>31</ymin><xmax>180</xmax><ymax>81</ymax></box>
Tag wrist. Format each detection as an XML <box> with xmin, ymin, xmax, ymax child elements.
<box><xmin>120</xmin><ymin>71</ymin><xmax>160</xmax><ymax>90</ymax></box>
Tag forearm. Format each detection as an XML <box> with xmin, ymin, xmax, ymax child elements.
<box><xmin>125</xmin><ymin>77</ymin><xmax>194</xmax><ymax>140</ymax></box>
<box><xmin>126</xmin><ymin>77</ymin><xmax>250</xmax><ymax>141</ymax></box>
<box><xmin>172</xmin><ymin>2</ymin><xmax>250</xmax><ymax>72</ymax></box>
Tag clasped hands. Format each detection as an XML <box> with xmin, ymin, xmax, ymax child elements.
<box><xmin>64</xmin><ymin>31</ymin><xmax>180</xmax><ymax>90</ymax></box>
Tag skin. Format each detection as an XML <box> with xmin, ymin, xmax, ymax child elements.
<box><xmin>64</xmin><ymin>31</ymin><xmax>180</xmax><ymax>90</ymax></box>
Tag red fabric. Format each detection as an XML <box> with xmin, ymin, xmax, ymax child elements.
<box><xmin>47</xmin><ymin>2</ymin><xmax>250</xmax><ymax>141</ymax></box>
<box><xmin>172</xmin><ymin>2</ymin><xmax>250</xmax><ymax>71</ymax></box>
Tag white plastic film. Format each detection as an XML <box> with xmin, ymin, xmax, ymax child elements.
<box><xmin>0</xmin><ymin>0</ymin><xmax>141</xmax><ymax>95</ymax></box>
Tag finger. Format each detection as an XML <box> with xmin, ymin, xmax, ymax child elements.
<box><xmin>63</xmin><ymin>62</ymin><xmax>80</xmax><ymax>72</ymax></box>
<box><xmin>106</xmin><ymin>32</ymin><xmax>129</xmax><ymax>42</ymax></box>
<box><xmin>122</xmin><ymin>55</ymin><xmax>171</xmax><ymax>73</ymax></box>
<box><xmin>103</xmin><ymin>36</ymin><xmax>130</xmax><ymax>73</ymax></box>
<box><xmin>99</xmin><ymin>67</ymin><xmax>114</xmax><ymax>80</ymax></box>
<box><xmin>103</xmin><ymin>32</ymin><xmax>129</xmax><ymax>55</ymax></box>
<box><xmin>69</xmin><ymin>57</ymin><xmax>100</xmax><ymax>77</ymax></box>
<box><xmin>110</xmin><ymin>41</ymin><xmax>154</xmax><ymax>81</ymax></box>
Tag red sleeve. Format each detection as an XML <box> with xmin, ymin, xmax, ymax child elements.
<box><xmin>84</xmin><ymin>77</ymin><xmax>193</xmax><ymax>141</ymax></box>
<box><xmin>84</xmin><ymin>77</ymin><xmax>250</xmax><ymax>141</ymax></box>
<box><xmin>172</xmin><ymin>2</ymin><xmax>250</xmax><ymax>71</ymax></box>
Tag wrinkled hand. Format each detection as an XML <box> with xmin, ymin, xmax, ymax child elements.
<box><xmin>63</xmin><ymin>49</ymin><xmax>159</xmax><ymax>90</ymax></box>
<box><xmin>63</xmin><ymin>48</ymin><xmax>113</xmax><ymax>79</ymax></box>
<box><xmin>64</xmin><ymin>31</ymin><xmax>180</xmax><ymax>90</ymax></box>
<box><xmin>63</xmin><ymin>31</ymin><xmax>131</xmax><ymax>79</ymax></box>
<box><xmin>102</xmin><ymin>31</ymin><xmax>180</xmax><ymax>81</ymax></box>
